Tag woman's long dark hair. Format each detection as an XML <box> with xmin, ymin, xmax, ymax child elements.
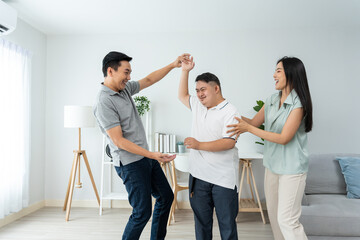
<box><xmin>278</xmin><ymin>57</ymin><xmax>313</xmax><ymax>132</ymax></box>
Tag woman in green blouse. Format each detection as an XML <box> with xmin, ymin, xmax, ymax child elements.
<box><xmin>228</xmin><ymin>57</ymin><xmax>313</xmax><ymax>240</ymax></box>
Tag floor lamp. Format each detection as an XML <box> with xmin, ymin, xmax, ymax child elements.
<box><xmin>63</xmin><ymin>105</ymin><xmax>100</xmax><ymax>221</ymax></box>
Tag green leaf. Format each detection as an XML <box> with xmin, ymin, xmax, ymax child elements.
<box><xmin>257</xmin><ymin>100</ymin><xmax>264</xmax><ymax>108</ymax></box>
<box><xmin>253</xmin><ymin>99</ymin><xmax>265</xmax><ymax>145</ymax></box>
<box><xmin>134</xmin><ymin>96</ymin><xmax>151</xmax><ymax>116</ymax></box>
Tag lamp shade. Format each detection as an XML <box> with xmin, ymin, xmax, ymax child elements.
<box><xmin>64</xmin><ymin>105</ymin><xmax>95</xmax><ymax>128</ymax></box>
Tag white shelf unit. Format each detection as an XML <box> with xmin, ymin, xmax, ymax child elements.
<box><xmin>99</xmin><ymin>137</ymin><xmax>128</xmax><ymax>215</ymax></box>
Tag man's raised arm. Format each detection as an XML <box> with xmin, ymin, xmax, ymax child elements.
<box><xmin>138</xmin><ymin>53</ymin><xmax>190</xmax><ymax>91</ymax></box>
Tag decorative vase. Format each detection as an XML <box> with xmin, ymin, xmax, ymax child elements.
<box><xmin>178</xmin><ymin>145</ymin><xmax>185</xmax><ymax>153</ymax></box>
<box><xmin>255</xmin><ymin>143</ymin><xmax>264</xmax><ymax>154</ymax></box>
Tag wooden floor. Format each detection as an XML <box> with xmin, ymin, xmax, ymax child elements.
<box><xmin>0</xmin><ymin>207</ymin><xmax>273</xmax><ymax>239</ymax></box>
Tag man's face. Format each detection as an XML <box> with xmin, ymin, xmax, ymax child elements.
<box><xmin>110</xmin><ymin>61</ymin><xmax>132</xmax><ymax>91</ymax></box>
<box><xmin>195</xmin><ymin>81</ymin><xmax>217</xmax><ymax>108</ymax></box>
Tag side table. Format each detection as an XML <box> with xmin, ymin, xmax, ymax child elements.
<box><xmin>238</xmin><ymin>152</ymin><xmax>266</xmax><ymax>224</ymax></box>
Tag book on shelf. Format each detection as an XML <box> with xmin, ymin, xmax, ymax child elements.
<box><xmin>159</xmin><ymin>133</ymin><xmax>164</xmax><ymax>153</ymax></box>
<box><xmin>154</xmin><ymin>132</ymin><xmax>160</xmax><ymax>152</ymax></box>
<box><xmin>166</xmin><ymin>134</ymin><xmax>170</xmax><ymax>153</ymax></box>
<box><xmin>154</xmin><ymin>132</ymin><xmax>177</xmax><ymax>153</ymax></box>
<box><xmin>170</xmin><ymin>134</ymin><xmax>176</xmax><ymax>153</ymax></box>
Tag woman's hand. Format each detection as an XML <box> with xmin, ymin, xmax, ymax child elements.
<box><xmin>226</xmin><ymin>116</ymin><xmax>250</xmax><ymax>139</ymax></box>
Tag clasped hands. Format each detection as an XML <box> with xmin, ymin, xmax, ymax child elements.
<box><xmin>172</xmin><ymin>53</ymin><xmax>192</xmax><ymax>68</ymax></box>
<box><xmin>152</xmin><ymin>152</ymin><xmax>176</xmax><ymax>163</ymax></box>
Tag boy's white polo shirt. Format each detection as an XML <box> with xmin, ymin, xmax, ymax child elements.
<box><xmin>189</xmin><ymin>95</ymin><xmax>240</xmax><ymax>190</ymax></box>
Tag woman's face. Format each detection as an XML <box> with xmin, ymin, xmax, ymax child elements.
<box><xmin>273</xmin><ymin>61</ymin><xmax>287</xmax><ymax>91</ymax></box>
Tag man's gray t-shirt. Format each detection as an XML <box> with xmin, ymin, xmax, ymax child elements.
<box><xmin>93</xmin><ymin>81</ymin><xmax>148</xmax><ymax>166</ymax></box>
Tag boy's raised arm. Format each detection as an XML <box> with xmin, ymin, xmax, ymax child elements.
<box><xmin>178</xmin><ymin>56</ymin><xmax>195</xmax><ymax>109</ymax></box>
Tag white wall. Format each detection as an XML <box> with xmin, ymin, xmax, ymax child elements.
<box><xmin>3</xmin><ymin>19</ymin><xmax>47</xmax><ymax>205</ymax></box>
<box><xmin>44</xmin><ymin>26</ymin><xmax>360</xmax><ymax>202</ymax></box>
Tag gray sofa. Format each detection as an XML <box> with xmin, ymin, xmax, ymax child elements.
<box><xmin>300</xmin><ymin>153</ymin><xmax>360</xmax><ymax>240</ymax></box>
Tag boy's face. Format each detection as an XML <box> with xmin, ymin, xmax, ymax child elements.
<box><xmin>195</xmin><ymin>80</ymin><xmax>217</xmax><ymax>108</ymax></box>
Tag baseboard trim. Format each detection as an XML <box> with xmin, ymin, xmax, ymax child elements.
<box><xmin>44</xmin><ymin>199</ymin><xmax>264</xmax><ymax>210</ymax></box>
<box><xmin>0</xmin><ymin>200</ymin><xmax>45</xmax><ymax>229</ymax></box>
<box><xmin>45</xmin><ymin>199</ymin><xmax>192</xmax><ymax>209</ymax></box>
<box><xmin>45</xmin><ymin>199</ymin><xmax>102</xmax><ymax>208</ymax></box>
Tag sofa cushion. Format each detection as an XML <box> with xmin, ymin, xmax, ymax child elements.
<box><xmin>337</xmin><ymin>157</ymin><xmax>360</xmax><ymax>199</ymax></box>
<box><xmin>301</xmin><ymin>193</ymin><xmax>309</xmax><ymax>206</ymax></box>
<box><xmin>300</xmin><ymin>194</ymin><xmax>360</xmax><ymax>236</ymax></box>
<box><xmin>305</xmin><ymin>154</ymin><xmax>360</xmax><ymax>194</ymax></box>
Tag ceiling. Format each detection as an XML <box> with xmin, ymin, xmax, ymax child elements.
<box><xmin>4</xmin><ymin>0</ymin><xmax>360</xmax><ymax>35</ymax></box>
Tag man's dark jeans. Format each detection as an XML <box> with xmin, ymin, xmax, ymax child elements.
<box><xmin>189</xmin><ymin>174</ymin><xmax>238</xmax><ymax>240</ymax></box>
<box><xmin>115</xmin><ymin>157</ymin><xmax>174</xmax><ymax>240</ymax></box>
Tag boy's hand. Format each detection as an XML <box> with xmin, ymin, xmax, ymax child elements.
<box><xmin>181</xmin><ymin>56</ymin><xmax>195</xmax><ymax>72</ymax></box>
<box><xmin>184</xmin><ymin>137</ymin><xmax>200</xmax><ymax>150</ymax></box>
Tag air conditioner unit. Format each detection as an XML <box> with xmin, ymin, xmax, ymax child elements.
<box><xmin>0</xmin><ymin>1</ymin><xmax>17</xmax><ymax>35</ymax></box>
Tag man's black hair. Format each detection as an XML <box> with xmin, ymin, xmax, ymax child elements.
<box><xmin>102</xmin><ymin>51</ymin><xmax>132</xmax><ymax>77</ymax></box>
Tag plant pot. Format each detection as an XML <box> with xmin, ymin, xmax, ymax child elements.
<box><xmin>255</xmin><ymin>143</ymin><xmax>264</xmax><ymax>154</ymax></box>
<box><xmin>178</xmin><ymin>145</ymin><xmax>186</xmax><ymax>153</ymax></box>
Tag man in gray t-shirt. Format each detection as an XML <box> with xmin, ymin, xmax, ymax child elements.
<box><xmin>93</xmin><ymin>51</ymin><xmax>189</xmax><ymax>240</ymax></box>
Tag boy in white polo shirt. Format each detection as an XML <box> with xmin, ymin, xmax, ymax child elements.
<box><xmin>178</xmin><ymin>57</ymin><xmax>240</xmax><ymax>240</ymax></box>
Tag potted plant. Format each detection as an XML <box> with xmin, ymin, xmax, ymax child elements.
<box><xmin>177</xmin><ymin>141</ymin><xmax>186</xmax><ymax>153</ymax></box>
<box><xmin>134</xmin><ymin>96</ymin><xmax>150</xmax><ymax>116</ymax></box>
<box><xmin>253</xmin><ymin>100</ymin><xmax>265</xmax><ymax>145</ymax></box>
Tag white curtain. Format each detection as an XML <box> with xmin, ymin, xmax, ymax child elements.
<box><xmin>0</xmin><ymin>38</ymin><xmax>31</xmax><ymax>219</ymax></box>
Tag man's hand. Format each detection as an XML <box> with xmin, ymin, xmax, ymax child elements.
<box><xmin>182</xmin><ymin>56</ymin><xmax>195</xmax><ymax>72</ymax></box>
<box><xmin>172</xmin><ymin>53</ymin><xmax>191</xmax><ymax>68</ymax></box>
<box><xmin>184</xmin><ymin>137</ymin><xmax>200</xmax><ymax>150</ymax></box>
<box><xmin>151</xmin><ymin>152</ymin><xmax>176</xmax><ymax>163</ymax></box>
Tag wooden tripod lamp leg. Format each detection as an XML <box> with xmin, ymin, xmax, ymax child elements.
<box><xmin>76</xmin><ymin>128</ymin><xmax>82</xmax><ymax>188</ymax></box>
<box><xmin>65</xmin><ymin>152</ymin><xmax>80</xmax><ymax>221</ymax></box>
<box><xmin>76</xmin><ymin>158</ymin><xmax>82</xmax><ymax>188</ymax></box>
<box><xmin>64</xmin><ymin>152</ymin><xmax>78</xmax><ymax>211</ymax></box>
<box><xmin>82</xmin><ymin>151</ymin><xmax>100</xmax><ymax>205</ymax></box>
